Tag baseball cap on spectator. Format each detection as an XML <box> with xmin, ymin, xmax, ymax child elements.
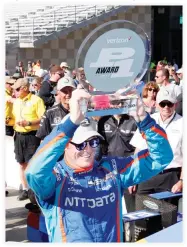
<box><xmin>176</xmin><ymin>68</ymin><xmax>183</xmax><ymax>74</ymax></box>
<box><xmin>50</xmin><ymin>65</ymin><xmax>64</xmax><ymax>74</ymax></box>
<box><xmin>60</xmin><ymin>62</ymin><xmax>70</xmax><ymax>69</ymax></box>
<box><xmin>57</xmin><ymin>77</ymin><xmax>76</xmax><ymax>91</ymax></box>
<box><xmin>12</xmin><ymin>78</ymin><xmax>30</xmax><ymax>89</ymax></box>
<box><xmin>5</xmin><ymin>76</ymin><xmax>16</xmax><ymax>84</ymax></box>
<box><xmin>35</xmin><ymin>69</ymin><xmax>48</xmax><ymax>78</ymax></box>
<box><xmin>71</xmin><ymin>118</ymin><xmax>104</xmax><ymax>144</ymax></box>
<box><xmin>156</xmin><ymin>88</ymin><xmax>177</xmax><ymax>104</ymax></box>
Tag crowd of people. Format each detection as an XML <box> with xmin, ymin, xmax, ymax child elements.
<box><xmin>5</xmin><ymin>58</ymin><xmax>183</xmax><ymax>242</ymax></box>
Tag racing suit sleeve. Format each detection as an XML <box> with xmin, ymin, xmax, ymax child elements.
<box><xmin>36</xmin><ymin>111</ymin><xmax>52</xmax><ymax>140</ymax></box>
<box><xmin>25</xmin><ymin>117</ymin><xmax>78</xmax><ymax>200</ymax></box>
<box><xmin>104</xmin><ymin>113</ymin><xmax>174</xmax><ymax>188</ymax></box>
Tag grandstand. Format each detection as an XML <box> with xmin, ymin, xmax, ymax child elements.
<box><xmin>5</xmin><ymin>5</ymin><xmax>122</xmax><ymax>45</ymax></box>
<box><xmin>5</xmin><ymin>4</ymin><xmax>151</xmax><ymax>74</ymax></box>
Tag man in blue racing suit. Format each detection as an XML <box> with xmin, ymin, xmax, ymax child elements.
<box><xmin>25</xmin><ymin>89</ymin><xmax>173</xmax><ymax>242</ymax></box>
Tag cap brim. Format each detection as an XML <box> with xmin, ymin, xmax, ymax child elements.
<box><xmin>6</xmin><ymin>81</ymin><xmax>15</xmax><ymax>85</ymax></box>
<box><xmin>58</xmin><ymin>84</ymin><xmax>76</xmax><ymax>90</ymax></box>
<box><xmin>176</xmin><ymin>69</ymin><xmax>182</xmax><ymax>74</ymax></box>
<box><xmin>72</xmin><ymin>131</ymin><xmax>104</xmax><ymax>144</ymax></box>
<box><xmin>61</xmin><ymin>64</ymin><xmax>70</xmax><ymax>69</ymax></box>
<box><xmin>157</xmin><ymin>97</ymin><xmax>177</xmax><ymax>104</ymax></box>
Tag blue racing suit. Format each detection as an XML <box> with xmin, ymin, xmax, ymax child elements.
<box><xmin>25</xmin><ymin>113</ymin><xmax>173</xmax><ymax>242</ymax></box>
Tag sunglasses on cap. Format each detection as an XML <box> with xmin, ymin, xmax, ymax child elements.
<box><xmin>159</xmin><ymin>101</ymin><xmax>174</xmax><ymax>108</ymax></box>
<box><xmin>70</xmin><ymin>137</ymin><xmax>100</xmax><ymax>151</ymax></box>
<box><xmin>148</xmin><ymin>88</ymin><xmax>157</xmax><ymax>93</ymax></box>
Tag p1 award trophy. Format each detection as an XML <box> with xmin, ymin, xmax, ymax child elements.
<box><xmin>75</xmin><ymin>20</ymin><xmax>151</xmax><ymax>117</ymax></box>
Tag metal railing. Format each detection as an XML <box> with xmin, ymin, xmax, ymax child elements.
<box><xmin>5</xmin><ymin>5</ymin><xmax>118</xmax><ymax>44</ymax></box>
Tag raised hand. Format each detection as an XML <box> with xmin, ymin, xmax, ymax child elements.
<box><xmin>69</xmin><ymin>88</ymin><xmax>91</xmax><ymax>125</ymax></box>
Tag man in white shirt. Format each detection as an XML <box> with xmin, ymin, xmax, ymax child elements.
<box><xmin>176</xmin><ymin>67</ymin><xmax>183</xmax><ymax>88</ymax></box>
<box><xmin>155</xmin><ymin>68</ymin><xmax>182</xmax><ymax>98</ymax></box>
<box><xmin>130</xmin><ymin>89</ymin><xmax>183</xmax><ymax>196</ymax></box>
<box><xmin>155</xmin><ymin>68</ymin><xmax>182</xmax><ymax>116</ymax></box>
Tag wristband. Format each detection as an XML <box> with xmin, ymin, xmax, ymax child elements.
<box><xmin>27</xmin><ymin>121</ymin><xmax>32</xmax><ymax>126</ymax></box>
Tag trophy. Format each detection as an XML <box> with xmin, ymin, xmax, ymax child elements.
<box><xmin>75</xmin><ymin>20</ymin><xmax>151</xmax><ymax>117</ymax></box>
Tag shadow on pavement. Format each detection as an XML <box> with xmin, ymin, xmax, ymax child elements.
<box><xmin>6</xmin><ymin>207</ymin><xmax>28</xmax><ymax>220</ymax></box>
<box><xmin>6</xmin><ymin>226</ymin><xmax>28</xmax><ymax>242</ymax></box>
<box><xmin>6</xmin><ymin>218</ymin><xmax>27</xmax><ymax>229</ymax></box>
<box><xmin>6</xmin><ymin>189</ymin><xmax>19</xmax><ymax>197</ymax></box>
<box><xmin>6</xmin><ymin>206</ymin><xmax>29</xmax><ymax>242</ymax></box>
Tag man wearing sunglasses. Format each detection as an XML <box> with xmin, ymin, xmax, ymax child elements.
<box><xmin>25</xmin><ymin>89</ymin><xmax>173</xmax><ymax>242</ymax></box>
<box><xmin>11</xmin><ymin>78</ymin><xmax>46</xmax><ymax>200</ymax></box>
<box><xmin>39</xmin><ymin>65</ymin><xmax>64</xmax><ymax>109</ymax></box>
<box><xmin>130</xmin><ymin>88</ymin><xmax>182</xmax><ymax>197</ymax></box>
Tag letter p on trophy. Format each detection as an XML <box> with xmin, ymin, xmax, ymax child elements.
<box><xmin>75</xmin><ymin>20</ymin><xmax>151</xmax><ymax>117</ymax></box>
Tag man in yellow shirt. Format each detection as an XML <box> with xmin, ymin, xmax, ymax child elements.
<box><xmin>5</xmin><ymin>76</ymin><xmax>16</xmax><ymax>136</ymax></box>
<box><xmin>12</xmin><ymin>78</ymin><xmax>46</xmax><ymax>200</ymax></box>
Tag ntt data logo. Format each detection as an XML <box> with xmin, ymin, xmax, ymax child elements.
<box><xmin>84</xmin><ymin>28</ymin><xmax>146</xmax><ymax>91</ymax></box>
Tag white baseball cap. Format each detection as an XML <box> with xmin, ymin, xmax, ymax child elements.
<box><xmin>176</xmin><ymin>68</ymin><xmax>183</xmax><ymax>74</ymax></box>
<box><xmin>60</xmin><ymin>62</ymin><xmax>70</xmax><ymax>69</ymax></box>
<box><xmin>57</xmin><ymin>77</ymin><xmax>76</xmax><ymax>91</ymax></box>
<box><xmin>12</xmin><ymin>78</ymin><xmax>30</xmax><ymax>89</ymax></box>
<box><xmin>60</xmin><ymin>115</ymin><xmax>104</xmax><ymax>144</ymax></box>
<box><xmin>35</xmin><ymin>69</ymin><xmax>48</xmax><ymax>78</ymax></box>
<box><xmin>71</xmin><ymin>119</ymin><xmax>104</xmax><ymax>144</ymax></box>
<box><xmin>156</xmin><ymin>88</ymin><xmax>177</xmax><ymax>104</ymax></box>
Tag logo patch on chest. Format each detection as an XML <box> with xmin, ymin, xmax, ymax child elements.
<box><xmin>104</xmin><ymin>124</ymin><xmax>111</xmax><ymax>131</ymax></box>
<box><xmin>64</xmin><ymin>192</ymin><xmax>115</xmax><ymax>208</ymax></box>
<box><xmin>54</xmin><ymin>117</ymin><xmax>62</xmax><ymax>124</ymax></box>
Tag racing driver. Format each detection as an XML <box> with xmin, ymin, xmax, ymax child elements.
<box><xmin>25</xmin><ymin>88</ymin><xmax>173</xmax><ymax>242</ymax></box>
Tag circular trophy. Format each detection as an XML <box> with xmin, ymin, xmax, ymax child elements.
<box><xmin>75</xmin><ymin>20</ymin><xmax>151</xmax><ymax>116</ymax></box>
